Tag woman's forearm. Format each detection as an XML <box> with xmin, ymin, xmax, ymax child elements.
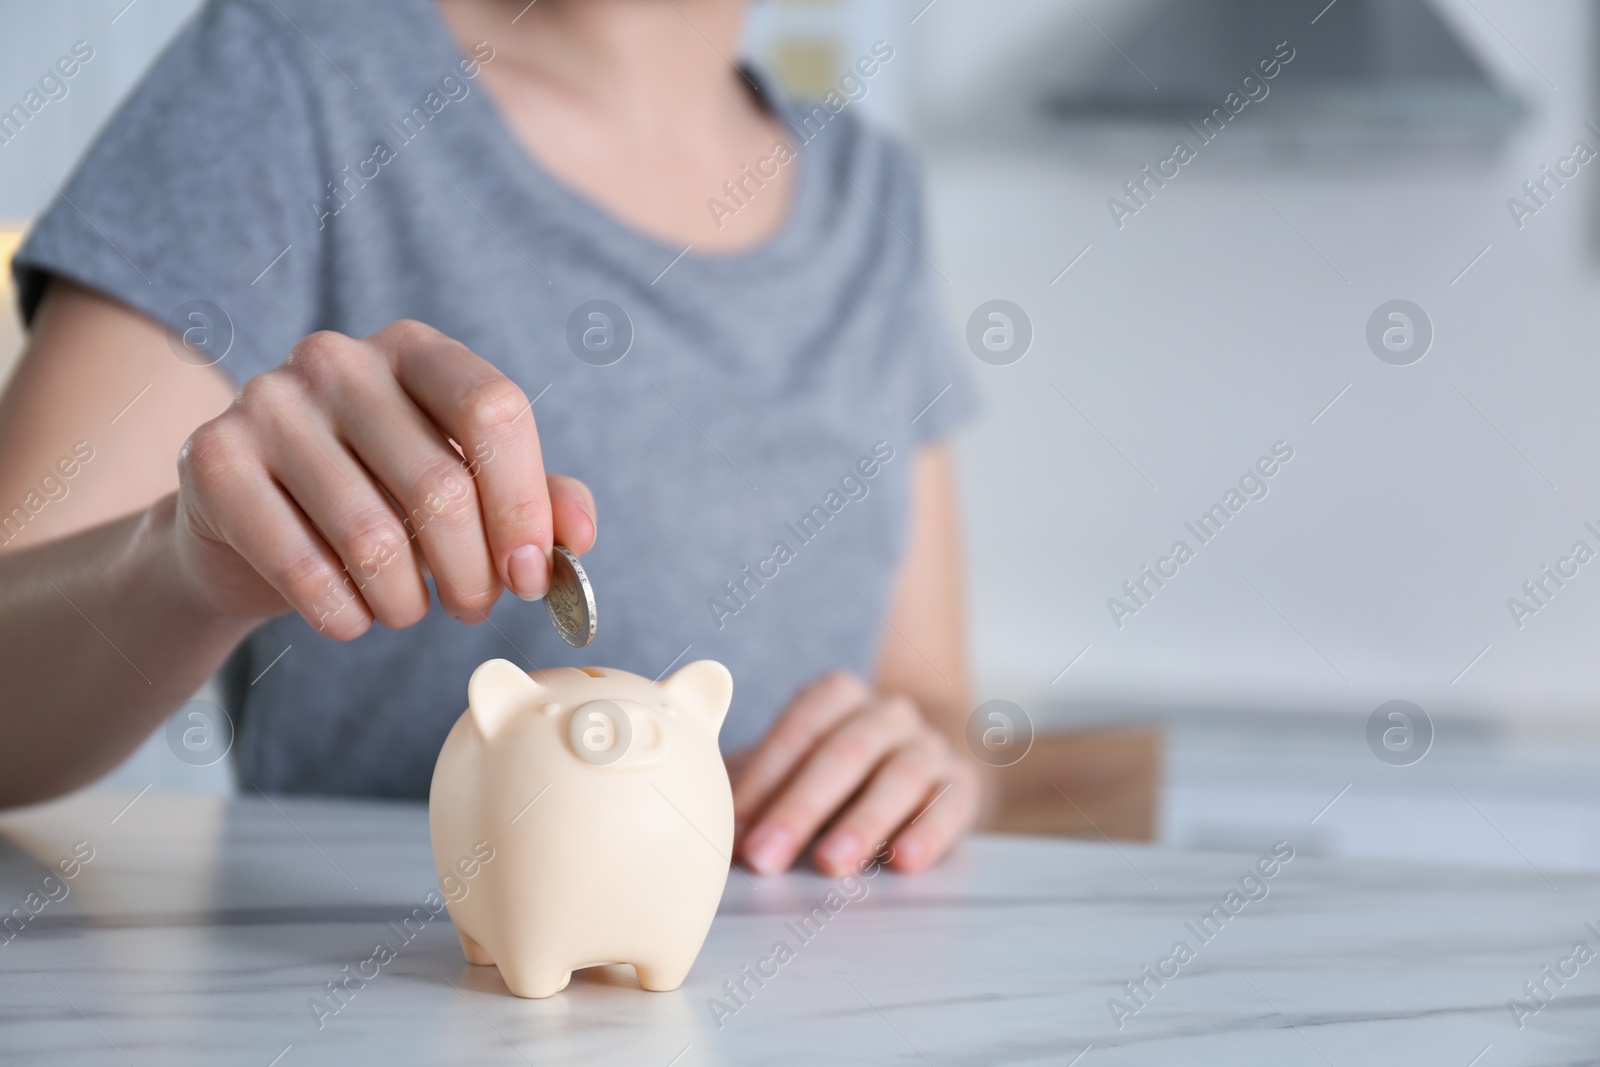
<box><xmin>0</xmin><ymin>493</ymin><xmax>256</xmax><ymax>808</ymax></box>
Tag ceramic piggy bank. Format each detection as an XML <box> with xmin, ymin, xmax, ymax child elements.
<box><xmin>428</xmin><ymin>658</ymin><xmax>735</xmax><ymax>998</ymax></box>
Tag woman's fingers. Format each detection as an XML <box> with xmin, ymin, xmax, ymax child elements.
<box><xmin>811</xmin><ymin>742</ymin><xmax>940</xmax><ymax>876</ymax></box>
<box><xmin>728</xmin><ymin>670</ymin><xmax>984</xmax><ymax>877</ymax></box>
<box><xmin>307</xmin><ymin>350</ymin><xmax>502</xmax><ymax>621</ymax></box>
<box><xmin>253</xmin><ymin>384</ymin><xmax>430</xmax><ymax>630</ymax></box>
<box><xmin>546</xmin><ymin>474</ymin><xmax>596</xmax><ymax>554</ymax></box>
<box><xmin>740</xmin><ymin>696</ymin><xmax>923</xmax><ymax>874</ymax></box>
<box><xmin>179</xmin><ymin>419</ymin><xmax>373</xmax><ymax>641</ymax></box>
<box><xmin>375</xmin><ymin>321</ymin><xmax>554</xmax><ymax>601</ymax></box>
<box><xmin>889</xmin><ymin>758</ymin><xmax>981</xmax><ymax>874</ymax></box>
<box><xmin>177</xmin><ymin>320</ymin><xmax>591</xmax><ymax>635</ymax></box>
<box><xmin>731</xmin><ymin>671</ymin><xmax>872</xmax><ymax>836</ymax></box>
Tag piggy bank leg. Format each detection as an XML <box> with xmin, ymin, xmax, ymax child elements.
<box><xmin>633</xmin><ymin>956</ymin><xmax>695</xmax><ymax>993</ymax></box>
<box><xmin>456</xmin><ymin>929</ymin><xmax>495</xmax><ymax>967</ymax></box>
<box><xmin>496</xmin><ymin>959</ymin><xmax>574</xmax><ymax>1000</ymax></box>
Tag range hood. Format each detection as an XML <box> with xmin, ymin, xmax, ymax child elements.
<box><xmin>1036</xmin><ymin>0</ymin><xmax>1525</xmax><ymax>160</ymax></box>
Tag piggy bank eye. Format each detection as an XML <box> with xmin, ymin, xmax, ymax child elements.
<box><xmin>566</xmin><ymin>700</ymin><xmax>633</xmax><ymax>766</ymax></box>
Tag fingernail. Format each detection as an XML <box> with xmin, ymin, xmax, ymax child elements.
<box><xmin>744</xmin><ymin>826</ymin><xmax>792</xmax><ymax>874</ymax></box>
<box><xmin>894</xmin><ymin>838</ymin><xmax>921</xmax><ymax>868</ymax></box>
<box><xmin>508</xmin><ymin>544</ymin><xmax>548</xmax><ymax>601</ymax></box>
<box><xmin>815</xmin><ymin>832</ymin><xmax>861</xmax><ymax>873</ymax></box>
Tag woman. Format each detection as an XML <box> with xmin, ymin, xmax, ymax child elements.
<box><xmin>0</xmin><ymin>0</ymin><xmax>983</xmax><ymax>877</ymax></box>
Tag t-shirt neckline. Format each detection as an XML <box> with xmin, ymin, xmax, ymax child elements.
<box><xmin>411</xmin><ymin>0</ymin><xmax>814</xmax><ymax>276</ymax></box>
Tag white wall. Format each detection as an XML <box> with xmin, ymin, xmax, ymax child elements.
<box><xmin>0</xmin><ymin>0</ymin><xmax>206</xmax><ymax>217</ymax></box>
<box><xmin>912</xmin><ymin>0</ymin><xmax>1600</xmax><ymax>728</ymax></box>
<box><xmin>0</xmin><ymin>0</ymin><xmax>206</xmax><ymax>376</ymax></box>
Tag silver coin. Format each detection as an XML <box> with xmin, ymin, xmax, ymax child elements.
<box><xmin>545</xmin><ymin>544</ymin><xmax>597</xmax><ymax>648</ymax></box>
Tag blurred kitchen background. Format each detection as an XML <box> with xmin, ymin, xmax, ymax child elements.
<box><xmin>6</xmin><ymin>0</ymin><xmax>1600</xmax><ymax>872</ymax></box>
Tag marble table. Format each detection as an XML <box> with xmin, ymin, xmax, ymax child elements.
<box><xmin>2</xmin><ymin>790</ymin><xmax>1598</xmax><ymax>1065</ymax></box>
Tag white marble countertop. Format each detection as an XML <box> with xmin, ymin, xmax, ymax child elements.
<box><xmin>2</xmin><ymin>790</ymin><xmax>1598</xmax><ymax>1065</ymax></box>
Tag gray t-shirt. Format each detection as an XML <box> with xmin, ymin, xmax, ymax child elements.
<box><xmin>14</xmin><ymin>0</ymin><xmax>976</xmax><ymax>798</ymax></box>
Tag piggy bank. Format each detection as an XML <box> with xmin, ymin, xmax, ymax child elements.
<box><xmin>428</xmin><ymin>658</ymin><xmax>734</xmax><ymax>998</ymax></box>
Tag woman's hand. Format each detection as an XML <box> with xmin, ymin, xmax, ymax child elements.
<box><xmin>173</xmin><ymin>320</ymin><xmax>596</xmax><ymax>638</ymax></box>
<box><xmin>731</xmin><ymin>671</ymin><xmax>984</xmax><ymax>876</ymax></box>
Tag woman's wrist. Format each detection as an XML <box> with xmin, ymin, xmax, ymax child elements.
<box><xmin>0</xmin><ymin>497</ymin><xmax>261</xmax><ymax>808</ymax></box>
<box><xmin>131</xmin><ymin>493</ymin><xmax>261</xmax><ymax>644</ymax></box>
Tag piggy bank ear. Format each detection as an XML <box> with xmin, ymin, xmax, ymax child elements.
<box><xmin>660</xmin><ymin>660</ymin><xmax>733</xmax><ymax>732</ymax></box>
<box><xmin>467</xmin><ymin>659</ymin><xmax>543</xmax><ymax>741</ymax></box>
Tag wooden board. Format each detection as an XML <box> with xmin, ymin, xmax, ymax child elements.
<box><xmin>987</xmin><ymin>728</ymin><xmax>1161</xmax><ymax>842</ymax></box>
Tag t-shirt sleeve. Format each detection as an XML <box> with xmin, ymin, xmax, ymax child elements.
<box><xmin>12</xmin><ymin>0</ymin><xmax>325</xmax><ymax>387</ymax></box>
<box><xmin>885</xmin><ymin>143</ymin><xmax>981</xmax><ymax>446</ymax></box>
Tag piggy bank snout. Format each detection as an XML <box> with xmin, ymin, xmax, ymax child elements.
<box><xmin>565</xmin><ymin>699</ymin><xmax>668</xmax><ymax>767</ymax></box>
